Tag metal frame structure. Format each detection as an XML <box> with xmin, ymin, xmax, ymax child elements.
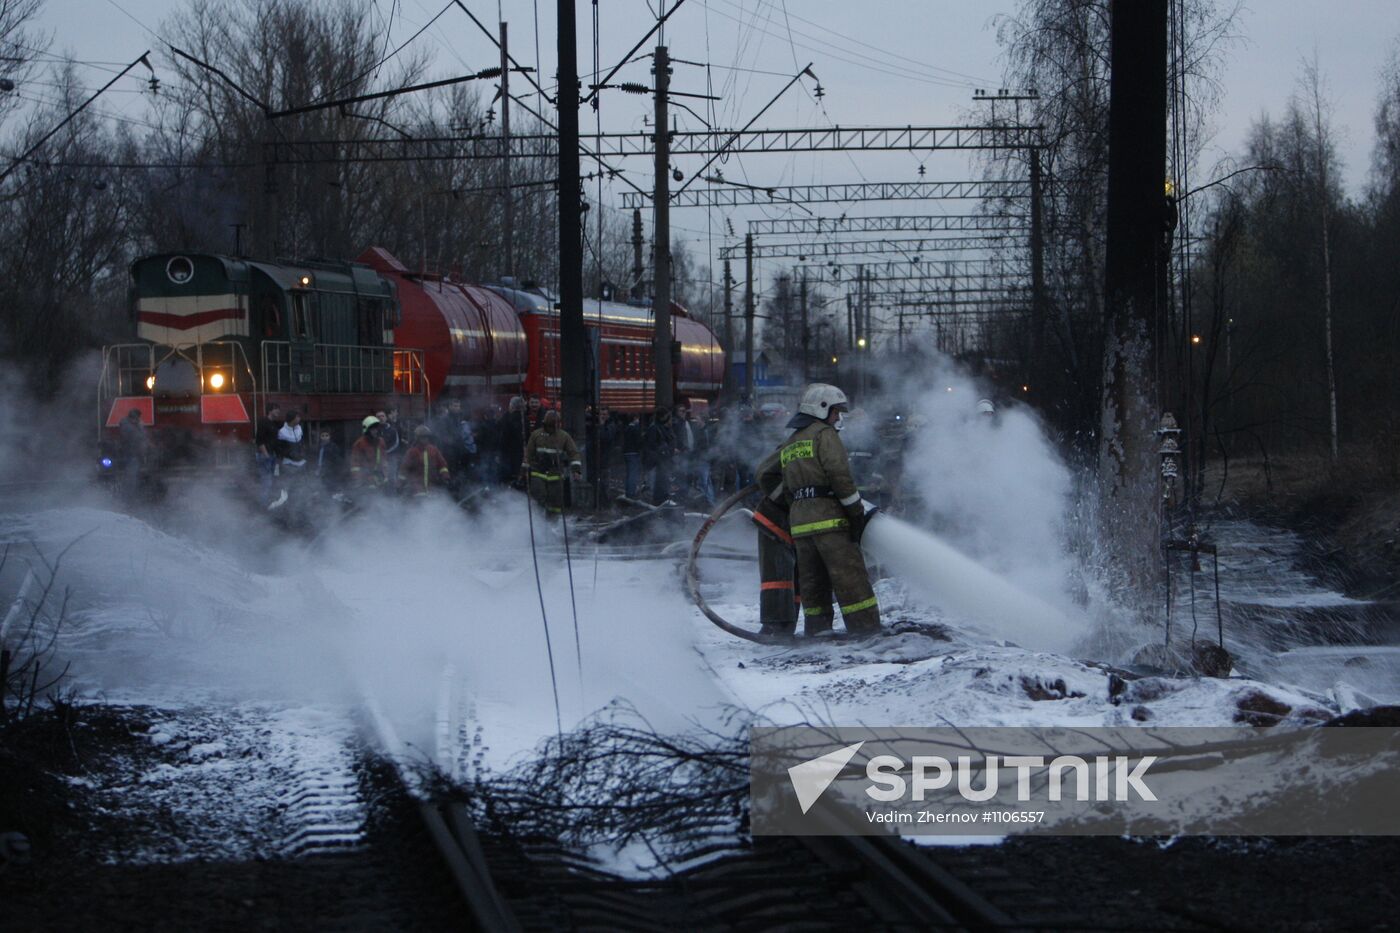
<box><xmin>795</xmin><ymin>258</ymin><xmax>1026</xmax><ymax>280</ymax></box>
<box><xmin>718</xmin><ymin>235</ymin><xmax>1014</xmax><ymax>261</ymax></box>
<box><xmin>746</xmin><ymin>214</ymin><xmax>1028</xmax><ymax>237</ymax></box>
<box><xmin>619</xmin><ymin>179</ymin><xmax>1031</xmax><ymax>209</ymax></box>
<box><xmin>264</xmin><ymin>124</ymin><xmax>1039</xmax><ymax>164</ymax></box>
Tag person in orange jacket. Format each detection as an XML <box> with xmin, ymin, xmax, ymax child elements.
<box><xmin>399</xmin><ymin>425</ymin><xmax>452</xmax><ymax>497</ymax></box>
<box><xmin>350</xmin><ymin>415</ymin><xmax>389</xmax><ymax>489</ymax></box>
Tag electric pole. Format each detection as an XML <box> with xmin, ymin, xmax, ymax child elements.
<box><xmin>631</xmin><ymin>208</ymin><xmax>645</xmax><ymax>300</ymax></box>
<box><xmin>500</xmin><ymin>20</ymin><xmax>514</xmax><ymax>280</ymax></box>
<box><xmin>1098</xmin><ymin>0</ymin><xmax>1169</xmax><ymax>602</ymax></box>
<box><xmin>557</xmin><ymin>0</ymin><xmax>587</xmax><ymax>439</ymax></box>
<box><xmin>800</xmin><ymin>273</ymin><xmax>810</xmax><ymax>385</ymax></box>
<box><xmin>1029</xmin><ymin>146</ymin><xmax>1045</xmax><ymax>377</ymax></box>
<box><xmin>722</xmin><ymin>258</ymin><xmax>734</xmax><ymax>400</ymax></box>
<box><xmin>744</xmin><ymin>232</ymin><xmax>755</xmax><ymax>403</ymax></box>
<box><xmin>651</xmin><ymin>45</ymin><xmax>674</xmax><ymax>412</ymax></box>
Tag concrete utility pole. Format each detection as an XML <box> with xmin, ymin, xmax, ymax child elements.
<box><xmin>1029</xmin><ymin>146</ymin><xmax>1046</xmax><ymax>375</ymax></box>
<box><xmin>631</xmin><ymin>208</ymin><xmax>645</xmax><ymax>300</ymax></box>
<box><xmin>744</xmin><ymin>232</ymin><xmax>755</xmax><ymax>403</ymax></box>
<box><xmin>557</xmin><ymin>0</ymin><xmax>587</xmax><ymax>439</ymax></box>
<box><xmin>651</xmin><ymin>45</ymin><xmax>674</xmax><ymax>412</ymax></box>
<box><xmin>800</xmin><ymin>273</ymin><xmax>810</xmax><ymax>385</ymax></box>
<box><xmin>1098</xmin><ymin>0</ymin><xmax>1169</xmax><ymax>603</ymax></box>
<box><xmin>722</xmin><ymin>258</ymin><xmax>734</xmax><ymax>399</ymax></box>
<box><xmin>499</xmin><ymin>21</ymin><xmax>514</xmax><ymax>280</ymax></box>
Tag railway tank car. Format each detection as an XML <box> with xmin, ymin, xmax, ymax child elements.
<box><xmin>487</xmin><ymin>284</ymin><xmax>725</xmax><ymax>412</ymax></box>
<box><xmin>357</xmin><ymin>248</ymin><xmax>528</xmax><ymax>400</ymax></box>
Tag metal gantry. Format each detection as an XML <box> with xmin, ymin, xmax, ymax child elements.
<box><xmin>868</xmin><ymin>287</ymin><xmax>1031</xmax><ymax>304</ymax></box>
<box><xmin>746</xmin><ymin>214</ymin><xmax>1028</xmax><ymax>236</ymax></box>
<box><xmin>619</xmin><ymin>179</ymin><xmax>1031</xmax><ymax>209</ymax></box>
<box><xmin>795</xmin><ymin>258</ymin><xmax>1024</xmax><ymax>280</ymax></box>
<box><xmin>718</xmin><ymin>235</ymin><xmax>1014</xmax><ymax>260</ymax></box>
<box><xmin>264</xmin><ymin>124</ymin><xmax>1038</xmax><ymax>164</ymax></box>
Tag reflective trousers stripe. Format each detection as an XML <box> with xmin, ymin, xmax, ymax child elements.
<box><xmin>790</xmin><ymin>517</ymin><xmax>848</xmax><ymax>536</ymax></box>
<box><xmin>804</xmin><ymin>605</ymin><xmax>831</xmax><ymax>617</ymax></box>
<box><xmin>839</xmin><ymin>491</ymin><xmax>862</xmax><ymax>506</ymax></box>
<box><xmin>760</xmin><ymin>580</ymin><xmax>794</xmax><ymax>591</ymax></box>
<box><xmin>841</xmin><ymin>596</ymin><xmax>879</xmax><ymax>614</ymax></box>
<box><xmin>530</xmin><ymin>471</ymin><xmax>560</xmax><ymax>481</ymax></box>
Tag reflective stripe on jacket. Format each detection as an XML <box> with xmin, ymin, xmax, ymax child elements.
<box><xmin>350</xmin><ymin>436</ymin><xmax>387</xmax><ymax>484</ymax></box>
<box><xmin>398</xmin><ymin>443</ymin><xmax>450</xmax><ymax>494</ymax></box>
<box><xmin>524</xmin><ymin>427</ymin><xmax>581</xmax><ymax>475</ymax></box>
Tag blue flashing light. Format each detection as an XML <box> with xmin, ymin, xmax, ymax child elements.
<box><xmin>99</xmin><ymin>457</ymin><xmax>113</xmax><ymax>469</ymax></box>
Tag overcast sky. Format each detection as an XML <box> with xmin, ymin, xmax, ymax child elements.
<box><xmin>30</xmin><ymin>0</ymin><xmax>1400</xmax><ymax>280</ymax></box>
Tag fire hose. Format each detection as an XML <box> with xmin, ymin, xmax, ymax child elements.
<box><xmin>685</xmin><ymin>483</ymin><xmax>797</xmax><ymax>645</ymax></box>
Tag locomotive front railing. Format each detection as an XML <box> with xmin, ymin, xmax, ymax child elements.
<box><xmin>98</xmin><ymin>340</ymin><xmax>259</xmax><ymax>436</ymax></box>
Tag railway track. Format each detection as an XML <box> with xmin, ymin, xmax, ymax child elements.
<box><xmin>353</xmin><ymin>666</ymin><xmax>1229</xmax><ymax>933</ymax></box>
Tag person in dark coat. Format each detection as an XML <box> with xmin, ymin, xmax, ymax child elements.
<box><xmin>473</xmin><ymin>405</ymin><xmax>502</xmax><ymax>484</ymax></box>
<box><xmin>255</xmin><ymin>404</ymin><xmax>283</xmax><ymax>505</ymax></box>
<box><xmin>315</xmin><ymin>429</ymin><xmax>346</xmax><ymax>492</ymax></box>
<box><xmin>622</xmin><ymin>414</ymin><xmax>644</xmax><ymax>499</ymax></box>
<box><xmin>498</xmin><ymin>396</ymin><xmax>527</xmax><ymax>486</ymax></box>
<box><xmin>526</xmin><ymin>394</ymin><xmax>546</xmax><ymax>432</ymax></box>
<box><xmin>118</xmin><ymin>408</ymin><xmax>149</xmax><ymax>498</ymax></box>
<box><xmin>644</xmin><ymin>408</ymin><xmax>678</xmax><ymax>505</ymax></box>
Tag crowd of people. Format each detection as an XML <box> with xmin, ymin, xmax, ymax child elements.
<box><xmin>589</xmin><ymin>401</ymin><xmax>790</xmax><ymax>507</ymax></box>
<box><xmin>251</xmin><ymin>393</ymin><xmax>797</xmax><ymax>513</ymax></box>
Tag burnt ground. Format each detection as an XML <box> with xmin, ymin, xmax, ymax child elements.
<box><xmin>937</xmin><ymin>834</ymin><xmax>1400</xmax><ymax>931</ymax></box>
<box><xmin>4</xmin><ymin>704</ymin><xmax>1398</xmax><ymax>931</ymax></box>
<box><xmin>0</xmin><ymin>705</ymin><xmax>462</xmax><ymax>932</ymax></box>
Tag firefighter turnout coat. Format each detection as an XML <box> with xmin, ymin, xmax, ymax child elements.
<box><xmin>778</xmin><ymin>419</ymin><xmax>880</xmax><ymax>634</ymax></box>
<box><xmin>399</xmin><ymin>442</ymin><xmax>451</xmax><ymax>496</ymax></box>
<box><xmin>350</xmin><ymin>435</ymin><xmax>388</xmax><ymax>487</ymax></box>
<box><xmin>524</xmin><ymin>427</ymin><xmax>582</xmax><ymax>513</ymax></box>
<box><xmin>753</xmin><ymin>448</ymin><xmax>799</xmax><ymax>634</ymax></box>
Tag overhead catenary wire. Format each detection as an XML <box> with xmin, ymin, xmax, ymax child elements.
<box><xmin>0</xmin><ymin>50</ymin><xmax>152</xmax><ymax>186</ymax></box>
<box><xmin>522</xmin><ymin>434</ymin><xmax>564</xmax><ymax>738</ymax></box>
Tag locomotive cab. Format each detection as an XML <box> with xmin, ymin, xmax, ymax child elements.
<box><xmin>99</xmin><ymin>253</ymin><xmax>427</xmax><ymax>476</ymax></box>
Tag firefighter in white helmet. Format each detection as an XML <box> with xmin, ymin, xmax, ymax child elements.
<box><xmin>776</xmin><ymin>383</ymin><xmax>881</xmax><ymax>636</ymax></box>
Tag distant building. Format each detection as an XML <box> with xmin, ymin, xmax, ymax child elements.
<box><xmin>730</xmin><ymin>349</ymin><xmax>774</xmax><ymax>388</ymax></box>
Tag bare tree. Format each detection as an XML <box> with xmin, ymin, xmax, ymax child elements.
<box><xmin>1299</xmin><ymin>53</ymin><xmax>1341</xmax><ymax>463</ymax></box>
<box><xmin>0</xmin><ymin>0</ymin><xmax>45</xmax><ymax>129</ymax></box>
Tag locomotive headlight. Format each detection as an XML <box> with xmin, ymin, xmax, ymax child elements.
<box><xmin>145</xmin><ymin>374</ymin><xmax>155</xmax><ymax>390</ymax></box>
<box><xmin>208</xmin><ymin>372</ymin><xmax>225</xmax><ymax>390</ymax></box>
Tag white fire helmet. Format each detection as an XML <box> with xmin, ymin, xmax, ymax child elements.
<box><xmin>798</xmin><ymin>383</ymin><xmax>849</xmax><ymax>419</ymax></box>
<box><xmin>977</xmin><ymin>398</ymin><xmax>996</xmax><ymax>416</ymax></box>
